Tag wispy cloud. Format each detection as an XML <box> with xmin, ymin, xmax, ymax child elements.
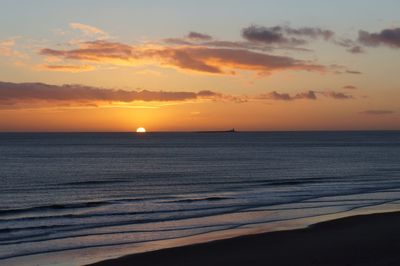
<box><xmin>360</xmin><ymin>110</ymin><xmax>395</xmax><ymax>115</ymax></box>
<box><xmin>69</xmin><ymin>23</ymin><xmax>109</xmax><ymax>39</ymax></box>
<box><xmin>346</xmin><ymin>70</ymin><xmax>362</xmax><ymax>75</ymax></box>
<box><xmin>0</xmin><ymin>38</ymin><xmax>25</xmax><ymax>58</ymax></box>
<box><xmin>347</xmin><ymin>45</ymin><xmax>364</xmax><ymax>54</ymax></box>
<box><xmin>334</xmin><ymin>38</ymin><xmax>365</xmax><ymax>54</ymax></box>
<box><xmin>164</xmin><ymin>33</ymin><xmax>311</xmax><ymax>53</ymax></box>
<box><xmin>0</xmin><ymin>39</ymin><xmax>17</xmax><ymax>56</ymax></box>
<box><xmin>38</xmin><ymin>64</ymin><xmax>96</xmax><ymax>72</ymax></box>
<box><xmin>343</xmin><ymin>85</ymin><xmax>358</xmax><ymax>90</ymax></box>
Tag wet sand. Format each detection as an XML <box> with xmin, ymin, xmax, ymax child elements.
<box><xmin>89</xmin><ymin>211</ymin><xmax>400</xmax><ymax>266</ymax></box>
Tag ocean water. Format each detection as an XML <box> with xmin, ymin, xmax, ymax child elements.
<box><xmin>0</xmin><ymin>131</ymin><xmax>400</xmax><ymax>265</ymax></box>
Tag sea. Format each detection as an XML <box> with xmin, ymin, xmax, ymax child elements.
<box><xmin>0</xmin><ymin>131</ymin><xmax>400</xmax><ymax>265</ymax></box>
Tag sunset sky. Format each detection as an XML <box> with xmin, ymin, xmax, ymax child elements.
<box><xmin>1</xmin><ymin>0</ymin><xmax>399</xmax><ymax>131</ymax></box>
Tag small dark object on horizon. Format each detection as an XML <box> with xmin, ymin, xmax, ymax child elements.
<box><xmin>195</xmin><ymin>128</ymin><xmax>236</xmax><ymax>133</ymax></box>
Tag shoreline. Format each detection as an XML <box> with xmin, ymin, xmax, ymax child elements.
<box><xmin>88</xmin><ymin>211</ymin><xmax>400</xmax><ymax>266</ymax></box>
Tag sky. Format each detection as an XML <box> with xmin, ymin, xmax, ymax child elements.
<box><xmin>0</xmin><ymin>0</ymin><xmax>399</xmax><ymax>131</ymax></box>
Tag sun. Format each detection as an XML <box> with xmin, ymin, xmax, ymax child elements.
<box><xmin>136</xmin><ymin>127</ymin><xmax>146</xmax><ymax>133</ymax></box>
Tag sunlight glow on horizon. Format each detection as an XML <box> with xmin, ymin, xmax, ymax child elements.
<box><xmin>136</xmin><ymin>127</ymin><xmax>146</xmax><ymax>133</ymax></box>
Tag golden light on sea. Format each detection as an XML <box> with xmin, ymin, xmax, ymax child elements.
<box><xmin>136</xmin><ymin>127</ymin><xmax>146</xmax><ymax>133</ymax></box>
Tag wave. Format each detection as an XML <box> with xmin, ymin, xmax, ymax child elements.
<box><xmin>167</xmin><ymin>196</ymin><xmax>232</xmax><ymax>203</ymax></box>
<box><xmin>58</xmin><ymin>177</ymin><xmax>333</xmax><ymax>188</ymax></box>
<box><xmin>0</xmin><ymin>201</ymin><xmax>112</xmax><ymax>216</ymax></box>
<box><xmin>0</xmin><ymin>201</ymin><xmax>384</xmax><ymax>261</ymax></box>
<box><xmin>0</xmin><ymin>195</ymin><xmax>179</xmax><ymax>217</ymax></box>
<box><xmin>2</xmin><ymin>196</ymin><xmax>397</xmax><ymax>246</ymax></box>
<box><xmin>0</xmin><ymin>204</ymin><xmax>239</xmax><ymax>224</ymax></box>
<box><xmin>0</xmin><ymin>205</ymin><xmax>243</xmax><ymax>236</ymax></box>
<box><xmin>0</xmin><ymin>201</ymin><xmax>367</xmax><ymax>245</ymax></box>
<box><xmin>0</xmin><ymin>223</ymin><xmax>231</xmax><ymax>246</ymax></box>
<box><xmin>60</xmin><ymin>179</ymin><xmax>132</xmax><ymax>186</ymax></box>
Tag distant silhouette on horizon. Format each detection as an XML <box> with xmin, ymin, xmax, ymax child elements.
<box><xmin>195</xmin><ymin>128</ymin><xmax>236</xmax><ymax>133</ymax></box>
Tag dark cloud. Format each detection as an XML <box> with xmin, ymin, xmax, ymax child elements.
<box><xmin>329</xmin><ymin>64</ymin><xmax>363</xmax><ymax>75</ymax></box>
<box><xmin>260</xmin><ymin>91</ymin><xmax>291</xmax><ymax>101</ymax></box>
<box><xmin>283</xmin><ymin>26</ymin><xmax>334</xmax><ymax>40</ymax></box>
<box><xmin>253</xmin><ymin>90</ymin><xmax>354</xmax><ymax>101</ymax></box>
<box><xmin>186</xmin><ymin>31</ymin><xmax>213</xmax><ymax>41</ymax></box>
<box><xmin>242</xmin><ymin>25</ymin><xmax>307</xmax><ymax>46</ymax></box>
<box><xmin>164</xmin><ymin>38</ymin><xmax>260</xmax><ymax>50</ymax></box>
<box><xmin>323</xmin><ymin>91</ymin><xmax>353</xmax><ymax>99</ymax></box>
<box><xmin>164</xmin><ymin>32</ymin><xmax>213</xmax><ymax>45</ymax></box>
<box><xmin>358</xmin><ymin>28</ymin><xmax>400</xmax><ymax>48</ymax></box>
<box><xmin>361</xmin><ymin>110</ymin><xmax>395</xmax><ymax>115</ymax></box>
<box><xmin>242</xmin><ymin>25</ymin><xmax>334</xmax><ymax>46</ymax></box>
<box><xmin>0</xmin><ymin>81</ymin><xmax>224</xmax><ymax>105</ymax></box>
<box><xmin>196</xmin><ymin>90</ymin><xmax>219</xmax><ymax>97</ymax></box>
<box><xmin>258</xmin><ymin>90</ymin><xmax>317</xmax><ymax>101</ymax></box>
<box><xmin>334</xmin><ymin>38</ymin><xmax>364</xmax><ymax>54</ymax></box>
<box><xmin>201</xmin><ymin>40</ymin><xmax>274</xmax><ymax>52</ymax></box>
<box><xmin>259</xmin><ymin>90</ymin><xmax>354</xmax><ymax>101</ymax></box>
<box><xmin>40</xmin><ymin>41</ymin><xmax>326</xmax><ymax>75</ymax></box>
<box><xmin>346</xmin><ymin>70</ymin><xmax>362</xmax><ymax>75</ymax></box>
<box><xmin>347</xmin><ymin>46</ymin><xmax>364</xmax><ymax>54</ymax></box>
<box><xmin>335</xmin><ymin>38</ymin><xmax>353</xmax><ymax>47</ymax></box>
<box><xmin>295</xmin><ymin>90</ymin><xmax>318</xmax><ymax>100</ymax></box>
<box><xmin>343</xmin><ymin>85</ymin><xmax>358</xmax><ymax>90</ymax></box>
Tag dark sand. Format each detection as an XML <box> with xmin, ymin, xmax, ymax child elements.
<box><xmin>89</xmin><ymin>212</ymin><xmax>400</xmax><ymax>266</ymax></box>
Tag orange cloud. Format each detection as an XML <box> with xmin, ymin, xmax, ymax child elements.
<box><xmin>38</xmin><ymin>64</ymin><xmax>96</xmax><ymax>72</ymax></box>
<box><xmin>0</xmin><ymin>39</ymin><xmax>17</xmax><ymax>56</ymax></box>
<box><xmin>0</xmin><ymin>38</ymin><xmax>25</xmax><ymax>58</ymax></box>
<box><xmin>39</xmin><ymin>40</ymin><xmax>326</xmax><ymax>75</ymax></box>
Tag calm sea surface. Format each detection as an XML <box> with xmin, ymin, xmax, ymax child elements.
<box><xmin>0</xmin><ymin>131</ymin><xmax>400</xmax><ymax>265</ymax></box>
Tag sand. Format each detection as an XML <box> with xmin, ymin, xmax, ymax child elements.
<box><xmin>88</xmin><ymin>211</ymin><xmax>400</xmax><ymax>266</ymax></box>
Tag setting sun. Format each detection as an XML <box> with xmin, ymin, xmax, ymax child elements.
<box><xmin>136</xmin><ymin>127</ymin><xmax>146</xmax><ymax>133</ymax></box>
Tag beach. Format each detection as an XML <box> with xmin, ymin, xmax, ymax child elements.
<box><xmin>90</xmin><ymin>211</ymin><xmax>400</xmax><ymax>266</ymax></box>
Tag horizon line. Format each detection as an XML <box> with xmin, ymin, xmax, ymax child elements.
<box><xmin>0</xmin><ymin>129</ymin><xmax>399</xmax><ymax>134</ymax></box>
